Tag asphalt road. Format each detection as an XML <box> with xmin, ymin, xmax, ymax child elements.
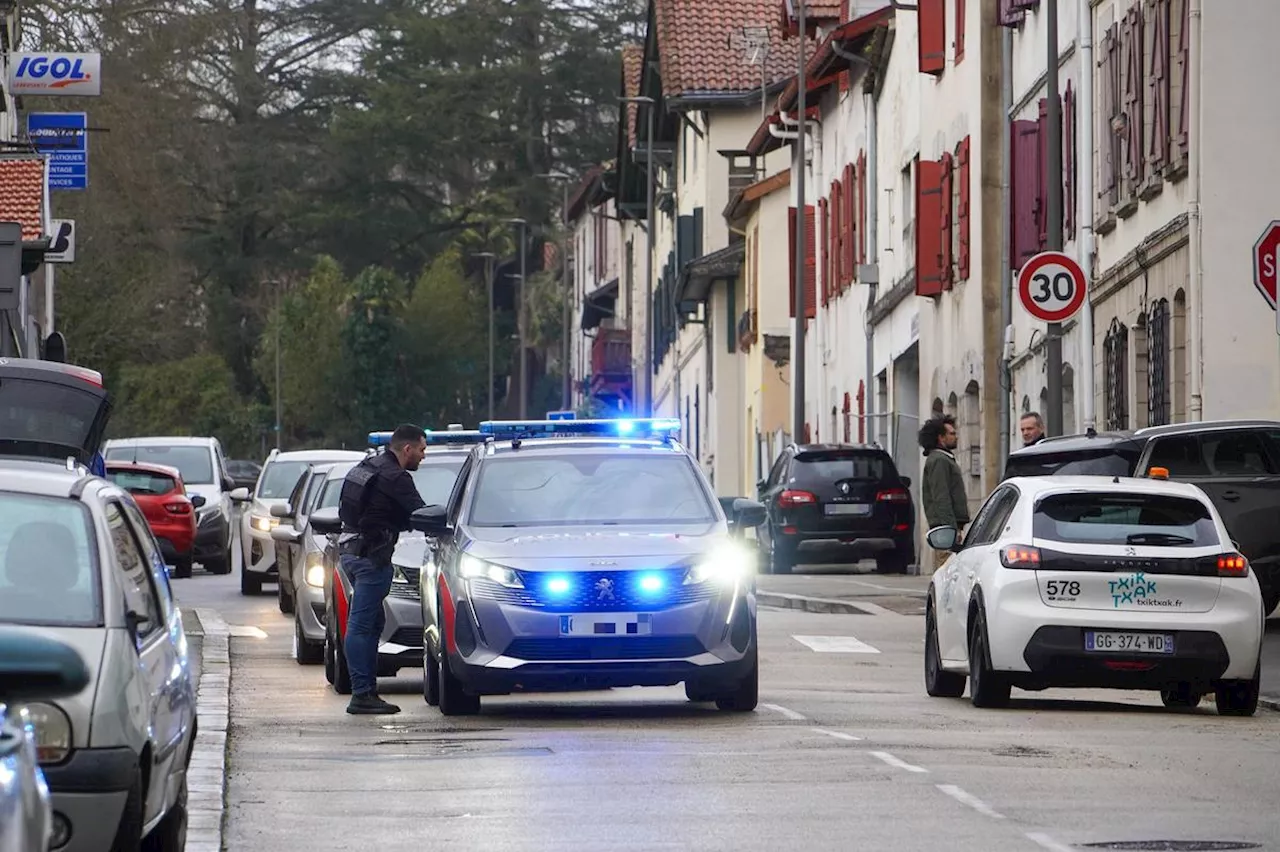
<box><xmin>174</xmin><ymin>566</ymin><xmax>1280</xmax><ymax>852</ymax></box>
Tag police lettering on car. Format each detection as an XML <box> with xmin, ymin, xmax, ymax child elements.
<box><xmin>336</xmin><ymin>423</ymin><xmax>427</xmax><ymax>715</ymax></box>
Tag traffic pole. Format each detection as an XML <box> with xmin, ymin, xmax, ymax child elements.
<box><xmin>1044</xmin><ymin>0</ymin><xmax>1064</xmax><ymax>437</ymax></box>
<box><xmin>792</xmin><ymin>0</ymin><xmax>807</xmax><ymax>443</ymax></box>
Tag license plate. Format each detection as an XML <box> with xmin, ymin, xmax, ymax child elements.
<box><xmin>824</xmin><ymin>503</ymin><xmax>871</xmax><ymax>516</ymax></box>
<box><xmin>559</xmin><ymin>613</ymin><xmax>652</xmax><ymax>637</ymax></box>
<box><xmin>1084</xmin><ymin>631</ymin><xmax>1175</xmax><ymax>654</ymax></box>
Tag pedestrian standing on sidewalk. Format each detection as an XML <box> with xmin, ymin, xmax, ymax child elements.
<box><xmin>1019</xmin><ymin>412</ymin><xmax>1047</xmax><ymax>446</ymax></box>
<box><xmin>337</xmin><ymin>423</ymin><xmax>428</xmax><ymax>715</ymax></box>
<box><xmin>918</xmin><ymin>415</ymin><xmax>970</xmax><ymax>570</ymax></box>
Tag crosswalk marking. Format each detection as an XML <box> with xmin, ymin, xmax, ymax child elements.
<box><xmin>791</xmin><ymin>634</ymin><xmax>881</xmax><ymax>654</ymax></box>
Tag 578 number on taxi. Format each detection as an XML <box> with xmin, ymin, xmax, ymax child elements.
<box><xmin>1045</xmin><ymin>580</ymin><xmax>1080</xmax><ymax>597</ymax></box>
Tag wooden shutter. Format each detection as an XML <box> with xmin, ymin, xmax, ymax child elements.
<box><xmin>1011</xmin><ymin>0</ymin><xmax>1040</xmax><ymax>8</ymax></box>
<box><xmin>838</xmin><ymin>70</ymin><xmax>850</xmax><ymax>94</ymax></box>
<box><xmin>788</xmin><ymin>206</ymin><xmax>816</xmax><ymax>319</ymax></box>
<box><xmin>956</xmin><ymin>136</ymin><xmax>971</xmax><ymax>281</ymax></box>
<box><xmin>918</xmin><ymin>0</ymin><xmax>946</xmax><ymax>76</ymax></box>
<box><xmin>1175</xmin><ymin>0</ymin><xmax>1189</xmax><ymax>159</ymax></box>
<box><xmin>842</xmin><ymin>163</ymin><xmax>856</xmax><ymax>288</ymax></box>
<box><xmin>1037</xmin><ymin>97</ymin><xmax>1049</xmax><ymax>248</ymax></box>
<box><xmin>1121</xmin><ymin>5</ymin><xmax>1145</xmax><ymax>198</ymax></box>
<box><xmin>856</xmin><ymin>151</ymin><xmax>867</xmax><ymax>265</ymax></box>
<box><xmin>997</xmin><ymin>0</ymin><xmax>1026</xmax><ymax>27</ymax></box>
<box><xmin>1146</xmin><ymin>0</ymin><xmax>1170</xmax><ymax>176</ymax></box>
<box><xmin>939</xmin><ymin>151</ymin><xmax>954</xmax><ymax>290</ymax></box>
<box><xmin>1010</xmin><ymin>119</ymin><xmax>1042</xmax><ymax>271</ymax></box>
<box><xmin>915</xmin><ymin>159</ymin><xmax>945</xmax><ymax>297</ymax></box>
<box><xmin>818</xmin><ymin>198</ymin><xmax>830</xmax><ymax>306</ymax></box>
<box><xmin>1064</xmin><ymin>85</ymin><xmax>1076</xmax><ymax>241</ymax></box>
<box><xmin>954</xmin><ymin>0</ymin><xmax>966</xmax><ymax>63</ymax></box>
<box><xmin>830</xmin><ymin>179</ymin><xmax>843</xmax><ymax>294</ymax></box>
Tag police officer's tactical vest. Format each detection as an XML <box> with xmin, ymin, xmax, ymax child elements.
<box><xmin>339</xmin><ymin>456</ymin><xmax>380</xmax><ymax>531</ymax></box>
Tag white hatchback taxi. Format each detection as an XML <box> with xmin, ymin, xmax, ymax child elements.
<box><xmin>924</xmin><ymin>473</ymin><xmax>1264</xmax><ymax>714</ymax></box>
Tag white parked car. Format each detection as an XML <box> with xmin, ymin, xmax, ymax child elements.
<box><xmin>923</xmin><ymin>474</ymin><xmax>1264</xmax><ymax>714</ymax></box>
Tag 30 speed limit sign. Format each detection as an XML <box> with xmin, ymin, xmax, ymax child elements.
<box><xmin>1017</xmin><ymin>251</ymin><xmax>1088</xmax><ymax>323</ymax></box>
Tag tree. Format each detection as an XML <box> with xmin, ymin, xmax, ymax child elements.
<box><xmin>341</xmin><ymin>266</ymin><xmax>408</xmax><ymax>434</ymax></box>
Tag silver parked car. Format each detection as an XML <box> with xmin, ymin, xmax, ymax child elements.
<box><xmin>0</xmin><ymin>630</ymin><xmax>91</xmax><ymax>852</ymax></box>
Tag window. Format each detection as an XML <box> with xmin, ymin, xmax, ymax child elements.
<box><xmin>1148</xmin><ymin>431</ymin><xmax>1277</xmax><ymax>478</ymax></box>
<box><xmin>107</xmin><ymin>469</ymin><xmax>177</xmax><ymax>496</ymax></box>
<box><xmin>1103</xmin><ymin>319</ymin><xmax>1130</xmax><ymax>430</ymax></box>
<box><xmin>1119</xmin><ymin>5</ymin><xmax>1145</xmax><ymax>212</ymax></box>
<box><xmin>258</xmin><ymin>460</ymin><xmax>310</xmax><ymax>499</ymax></box>
<box><xmin>411</xmin><ymin>458</ymin><xmax>465</xmax><ymax>506</ymax></box>
<box><xmin>106</xmin><ymin>445</ymin><xmax>215</xmax><ymax>485</ymax></box>
<box><xmin>105</xmin><ymin>501</ymin><xmax>163</xmax><ymax>639</ymax></box>
<box><xmin>965</xmin><ymin>487</ymin><xmax>1018</xmax><ymax>547</ymax></box>
<box><xmin>788</xmin><ymin>205</ymin><xmax>817</xmax><ymax>319</ymax></box>
<box><xmin>319</xmin><ymin>478</ymin><xmax>344</xmax><ymax>510</ymax></box>
<box><xmin>1004</xmin><ymin>447</ymin><xmax>1140</xmax><ymax>479</ymax></box>
<box><xmin>1099</xmin><ymin>22</ymin><xmax>1123</xmax><ymax>216</ymax></box>
<box><xmin>792</xmin><ymin>449</ymin><xmax>889</xmax><ymax>484</ymax></box>
<box><xmin>1147</xmin><ymin>298</ymin><xmax>1171</xmax><ymax>427</ymax></box>
<box><xmin>0</xmin><ymin>493</ymin><xmax>100</xmax><ymax>627</ymax></box>
<box><xmin>469</xmin><ymin>454</ymin><xmax>715</xmax><ymax>527</ymax></box>
<box><xmin>0</xmin><ymin>377</ymin><xmax>104</xmax><ymax>456</ymax></box>
<box><xmin>1033</xmin><ymin>492</ymin><xmax>1218</xmax><ymax>547</ymax></box>
<box><xmin>120</xmin><ymin>500</ymin><xmax>173</xmax><ymax>617</ymax></box>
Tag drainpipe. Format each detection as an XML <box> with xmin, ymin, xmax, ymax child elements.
<box><xmin>811</xmin><ymin>118</ymin><xmax>825</xmax><ymax>441</ymax></box>
<box><xmin>1078</xmin><ymin>0</ymin><xmax>1097</xmax><ymax>432</ymax></box>
<box><xmin>864</xmin><ymin>88</ymin><xmax>878</xmax><ymax>447</ymax></box>
<box><xmin>1187</xmin><ymin>0</ymin><xmax>1204</xmax><ymax>421</ymax></box>
<box><xmin>998</xmin><ymin>24</ymin><xmax>1013</xmax><ymax>462</ymax></box>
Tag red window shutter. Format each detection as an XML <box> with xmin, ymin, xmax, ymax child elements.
<box><xmin>956</xmin><ymin>136</ymin><xmax>970</xmax><ymax>281</ymax></box>
<box><xmin>842</xmin><ymin>163</ymin><xmax>856</xmax><ymax>288</ymax></box>
<box><xmin>915</xmin><ymin>158</ymin><xmax>945</xmax><ymax>297</ymax></box>
<box><xmin>804</xmin><ymin>204</ymin><xmax>817</xmax><ymax>319</ymax></box>
<box><xmin>954</xmin><ymin>0</ymin><xmax>966</xmax><ymax>63</ymax></box>
<box><xmin>1037</xmin><ymin>97</ymin><xmax>1049</xmax><ymax>249</ymax></box>
<box><xmin>939</xmin><ymin>151</ymin><xmax>954</xmax><ymax>290</ymax></box>
<box><xmin>842</xmin><ymin>392</ymin><xmax>852</xmax><ymax>443</ymax></box>
<box><xmin>838</xmin><ymin>70</ymin><xmax>850</xmax><ymax>94</ymax></box>
<box><xmin>1010</xmin><ymin>119</ymin><xmax>1042</xmax><ymax>271</ymax></box>
<box><xmin>1064</xmin><ymin>84</ymin><xmax>1076</xmax><ymax>241</ymax></box>
<box><xmin>856</xmin><ymin>151</ymin><xmax>867</xmax><ymax>265</ymax></box>
<box><xmin>818</xmin><ymin>198</ymin><xmax>829</xmax><ymax>306</ymax></box>
<box><xmin>1147</xmin><ymin>0</ymin><xmax>1169</xmax><ymax>174</ymax></box>
<box><xmin>788</xmin><ymin>206</ymin><xmax>798</xmax><ymax>317</ymax></box>
<box><xmin>918</xmin><ymin>0</ymin><xmax>946</xmax><ymax>76</ymax></box>
<box><xmin>830</xmin><ymin>179</ymin><xmax>843</xmax><ymax>293</ymax></box>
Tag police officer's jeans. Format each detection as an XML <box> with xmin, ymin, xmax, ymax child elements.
<box><xmin>340</xmin><ymin>554</ymin><xmax>393</xmax><ymax>697</ymax></box>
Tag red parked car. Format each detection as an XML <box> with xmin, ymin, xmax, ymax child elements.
<box><xmin>105</xmin><ymin>461</ymin><xmax>206</xmax><ymax>578</ymax></box>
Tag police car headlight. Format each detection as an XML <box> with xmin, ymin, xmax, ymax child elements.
<box><xmin>17</xmin><ymin>702</ymin><xmax>72</xmax><ymax>764</ymax></box>
<box><xmin>459</xmin><ymin>554</ymin><xmax>524</xmax><ymax>589</ymax></box>
<box><xmin>250</xmin><ymin>513</ymin><xmax>278</xmax><ymax>533</ymax></box>
<box><xmin>685</xmin><ymin>541</ymin><xmax>755</xmax><ymax>586</ymax></box>
<box><xmin>304</xmin><ymin>553</ymin><xmax>326</xmax><ymax>588</ymax></box>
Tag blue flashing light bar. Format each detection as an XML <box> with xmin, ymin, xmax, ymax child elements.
<box><xmin>368</xmin><ymin>431</ymin><xmax>393</xmax><ymax>447</ymax></box>
<box><xmin>368</xmin><ymin>429</ymin><xmax>485</xmax><ymax>447</ymax></box>
<box><xmin>478</xmin><ymin>418</ymin><xmax>682</xmax><ymax>441</ymax></box>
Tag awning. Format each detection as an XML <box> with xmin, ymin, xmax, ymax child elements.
<box><xmin>675</xmin><ymin>242</ymin><xmax>745</xmax><ymax>308</ymax></box>
<box><xmin>581</xmin><ymin>278</ymin><xmax>619</xmax><ymax>330</ymax></box>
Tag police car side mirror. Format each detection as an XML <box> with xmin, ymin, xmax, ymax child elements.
<box><xmin>410</xmin><ymin>505</ymin><xmax>450</xmax><ymax>536</ymax></box>
<box><xmin>309</xmin><ymin>508</ymin><xmax>341</xmax><ymax>536</ymax></box>
<box><xmin>731</xmin><ymin>498</ymin><xmax>767</xmax><ymax>530</ymax></box>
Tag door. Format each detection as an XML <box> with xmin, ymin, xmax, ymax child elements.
<box><xmin>937</xmin><ymin>486</ymin><xmax>1019</xmax><ymax>662</ymax></box>
<box><xmin>758</xmin><ymin>450</ymin><xmax>792</xmax><ymax>551</ymax></box>
<box><xmin>289</xmin><ymin>470</ymin><xmax>328</xmax><ymax>590</ymax></box>
<box><xmin>105</xmin><ymin>500</ymin><xmax>173</xmax><ymax>823</ymax></box>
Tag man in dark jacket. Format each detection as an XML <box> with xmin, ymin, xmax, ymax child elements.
<box><xmin>918</xmin><ymin>415</ymin><xmax>970</xmax><ymax>569</ymax></box>
<box><xmin>1019</xmin><ymin>412</ymin><xmax>1046</xmax><ymax>446</ymax></box>
<box><xmin>337</xmin><ymin>424</ymin><xmax>428</xmax><ymax>714</ymax></box>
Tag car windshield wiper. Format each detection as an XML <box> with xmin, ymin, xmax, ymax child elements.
<box><xmin>1125</xmin><ymin>532</ymin><xmax>1196</xmax><ymax>545</ymax></box>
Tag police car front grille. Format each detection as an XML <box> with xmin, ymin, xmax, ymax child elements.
<box><xmin>388</xmin><ymin>584</ymin><xmax>421</xmax><ymax>600</ymax></box>
<box><xmin>504</xmin><ymin>636</ymin><xmax>705</xmax><ymax>661</ymax></box>
<box><xmin>469</xmin><ymin>569</ymin><xmax>720</xmax><ymax>611</ymax></box>
<box><xmin>387</xmin><ymin>627</ymin><xmax>422</xmax><ymax>648</ymax></box>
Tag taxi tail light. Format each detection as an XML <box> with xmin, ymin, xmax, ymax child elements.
<box><xmin>164</xmin><ymin>501</ymin><xmax>192</xmax><ymax>515</ymax></box>
<box><xmin>999</xmin><ymin>544</ymin><xmax>1042</xmax><ymax>570</ymax></box>
<box><xmin>778</xmin><ymin>489</ymin><xmax>817</xmax><ymax>508</ymax></box>
<box><xmin>876</xmin><ymin>488</ymin><xmax>910</xmax><ymax>503</ymax></box>
<box><xmin>1215</xmin><ymin>552</ymin><xmax>1249</xmax><ymax>578</ymax></box>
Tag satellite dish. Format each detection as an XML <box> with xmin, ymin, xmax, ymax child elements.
<box><xmin>44</xmin><ymin>331</ymin><xmax>67</xmax><ymax>363</ymax></box>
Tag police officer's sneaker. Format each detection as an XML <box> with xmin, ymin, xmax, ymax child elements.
<box><xmin>346</xmin><ymin>693</ymin><xmax>401</xmax><ymax>715</ymax></box>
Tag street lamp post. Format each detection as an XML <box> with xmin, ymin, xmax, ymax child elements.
<box><xmin>506</xmin><ymin>217</ymin><xmax>529</xmax><ymax>418</ymax></box>
<box><xmin>619</xmin><ymin>95</ymin><xmax>655</xmax><ymax>417</ymax></box>
<box><xmin>537</xmin><ymin>172</ymin><xmax>574</xmax><ymax>411</ymax></box>
<box><xmin>793</xmin><ymin>0</ymin><xmax>808</xmax><ymax>443</ymax></box>
<box><xmin>473</xmin><ymin>251</ymin><xmax>497</xmax><ymax>420</ymax></box>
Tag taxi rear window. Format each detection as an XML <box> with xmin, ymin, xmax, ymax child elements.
<box><xmin>1032</xmin><ymin>492</ymin><xmax>1219</xmax><ymax>547</ymax></box>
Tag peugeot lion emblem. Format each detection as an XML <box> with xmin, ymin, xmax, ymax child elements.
<box><xmin>1125</xmin><ymin>546</ymin><xmax>1137</xmax><ymax>556</ymax></box>
<box><xmin>595</xmin><ymin>577</ymin><xmax>615</xmax><ymax>602</ymax></box>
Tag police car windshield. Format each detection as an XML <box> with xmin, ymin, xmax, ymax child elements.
<box><xmin>257</xmin><ymin>460</ymin><xmax>309</xmax><ymax>499</ymax></box>
<box><xmin>412</xmin><ymin>458</ymin><xmax>464</xmax><ymax>505</ymax></box>
<box><xmin>469</xmin><ymin>452</ymin><xmax>714</xmax><ymax>527</ymax></box>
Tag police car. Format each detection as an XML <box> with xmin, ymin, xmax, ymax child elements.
<box><xmin>923</xmin><ymin>471</ymin><xmax>1265</xmax><ymax>714</ymax></box>
<box><xmin>312</xmin><ymin>427</ymin><xmax>486</xmax><ymax>693</ymax></box>
<box><xmin>409</xmin><ymin>418</ymin><xmax>767</xmax><ymax>716</ymax></box>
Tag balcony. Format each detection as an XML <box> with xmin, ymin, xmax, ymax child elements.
<box><xmin>590</xmin><ymin>328</ymin><xmax>632</xmax><ymax>411</ymax></box>
<box><xmin>737</xmin><ymin>309</ymin><xmax>757</xmax><ymax>353</ymax></box>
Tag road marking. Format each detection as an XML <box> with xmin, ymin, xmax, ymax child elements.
<box><xmin>936</xmin><ymin>784</ymin><xmax>1005</xmax><ymax>819</ymax></box>
<box><xmin>228</xmin><ymin>625</ymin><xmax>268</xmax><ymax>639</ymax></box>
<box><xmin>792</xmin><ymin>634</ymin><xmax>881</xmax><ymax>654</ymax></box>
<box><xmin>761</xmin><ymin>703</ymin><xmax>807</xmax><ymax>721</ymax></box>
<box><xmin>1025</xmin><ymin>832</ymin><xmax>1076</xmax><ymax>852</ymax></box>
<box><xmin>811</xmin><ymin>728</ymin><xmax>862</xmax><ymax>741</ymax></box>
<box><xmin>868</xmin><ymin>751</ymin><xmax>928</xmax><ymax>773</ymax></box>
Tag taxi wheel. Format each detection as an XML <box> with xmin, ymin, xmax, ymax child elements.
<box><xmin>141</xmin><ymin>776</ymin><xmax>187</xmax><ymax>852</ymax></box>
<box><xmin>924</xmin><ymin>607</ymin><xmax>966</xmax><ymax>698</ymax></box>
<box><xmin>715</xmin><ymin>650</ymin><xmax>758</xmax><ymax>712</ymax></box>
<box><xmin>1159</xmin><ymin>683</ymin><xmax>1202</xmax><ymax>710</ymax></box>
<box><xmin>1215</xmin><ymin>658</ymin><xmax>1261</xmax><ymax>717</ymax></box>
<box><xmin>172</xmin><ymin>557</ymin><xmax>193</xmax><ymax>580</ymax></box>
<box><xmin>967</xmin><ymin>618</ymin><xmax>1011</xmax><ymax>709</ymax></box>
<box><xmin>423</xmin><ymin>644</ymin><xmax>441</xmax><ymax>706</ymax></box>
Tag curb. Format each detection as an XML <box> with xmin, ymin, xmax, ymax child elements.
<box><xmin>757</xmin><ymin>591</ymin><xmax>885</xmax><ymax>616</ymax></box>
<box><xmin>188</xmin><ymin>609</ymin><xmax>230</xmax><ymax>852</ymax></box>
<box><xmin>1261</xmin><ymin>696</ymin><xmax>1280</xmax><ymax>714</ymax></box>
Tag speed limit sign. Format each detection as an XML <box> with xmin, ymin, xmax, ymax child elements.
<box><xmin>1017</xmin><ymin>251</ymin><xmax>1088</xmax><ymax>323</ymax></box>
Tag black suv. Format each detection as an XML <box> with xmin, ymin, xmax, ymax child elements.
<box><xmin>756</xmin><ymin>443</ymin><xmax>915</xmax><ymax>574</ymax></box>
<box><xmin>1004</xmin><ymin>419</ymin><xmax>1280</xmax><ymax>615</ymax></box>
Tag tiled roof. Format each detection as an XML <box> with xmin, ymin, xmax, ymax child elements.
<box><xmin>654</xmin><ymin>0</ymin><xmax>814</xmax><ymax>99</ymax></box>
<box><xmin>781</xmin><ymin>0</ymin><xmax>845</xmax><ymax>30</ymax></box>
<box><xmin>0</xmin><ymin>157</ymin><xmax>45</xmax><ymax>241</ymax></box>
<box><xmin>622</xmin><ymin>44</ymin><xmax>644</xmax><ymax>148</ymax></box>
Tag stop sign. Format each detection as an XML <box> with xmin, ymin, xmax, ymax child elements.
<box><xmin>1252</xmin><ymin>220</ymin><xmax>1280</xmax><ymax>310</ymax></box>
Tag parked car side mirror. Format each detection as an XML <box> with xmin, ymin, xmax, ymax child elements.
<box><xmin>189</xmin><ymin>494</ymin><xmax>207</xmax><ymax>510</ymax></box>
<box><xmin>229</xmin><ymin>487</ymin><xmax>251</xmax><ymax>503</ymax></box>
<box><xmin>731</xmin><ymin>497</ymin><xmax>767</xmax><ymax>530</ymax></box>
<box><xmin>270</xmin><ymin>503</ymin><xmax>293</xmax><ymax>519</ymax></box>
<box><xmin>756</xmin><ymin>478</ymin><xmax>768</xmax><ymax>493</ymax></box>
<box><xmin>900</xmin><ymin>476</ymin><xmax>912</xmax><ymax>489</ymax></box>
<box><xmin>222</xmin><ymin>476</ymin><xmax>235</xmax><ymax>492</ymax></box>
<box><xmin>0</xmin><ymin>629</ymin><xmax>90</xmax><ymax>701</ymax></box>
<box><xmin>409</xmin><ymin>505</ymin><xmax>450</xmax><ymax>536</ymax></box>
<box><xmin>925</xmin><ymin>526</ymin><xmax>961</xmax><ymax>552</ymax></box>
<box><xmin>270</xmin><ymin>525</ymin><xmax>301</xmax><ymax>544</ymax></box>
<box><xmin>309</xmin><ymin>508</ymin><xmax>341</xmax><ymax>536</ymax></box>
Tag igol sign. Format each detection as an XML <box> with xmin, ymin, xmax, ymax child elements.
<box><xmin>9</xmin><ymin>53</ymin><xmax>101</xmax><ymax>97</ymax></box>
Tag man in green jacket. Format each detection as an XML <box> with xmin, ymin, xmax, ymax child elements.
<box><xmin>918</xmin><ymin>414</ymin><xmax>970</xmax><ymax>569</ymax></box>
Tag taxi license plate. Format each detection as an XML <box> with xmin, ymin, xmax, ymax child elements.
<box><xmin>824</xmin><ymin>503</ymin><xmax>871</xmax><ymax>516</ymax></box>
<box><xmin>1084</xmin><ymin>631</ymin><xmax>1175</xmax><ymax>654</ymax></box>
<box><xmin>560</xmin><ymin>613</ymin><xmax>652</xmax><ymax>636</ymax></box>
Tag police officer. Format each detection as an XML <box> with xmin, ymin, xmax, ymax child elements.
<box><xmin>338</xmin><ymin>423</ymin><xmax>428</xmax><ymax>715</ymax></box>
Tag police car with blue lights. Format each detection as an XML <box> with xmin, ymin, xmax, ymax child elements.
<box><xmin>311</xmin><ymin>427</ymin><xmax>487</xmax><ymax>692</ymax></box>
<box><xmin>406</xmin><ymin>417</ymin><xmax>768</xmax><ymax>715</ymax></box>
